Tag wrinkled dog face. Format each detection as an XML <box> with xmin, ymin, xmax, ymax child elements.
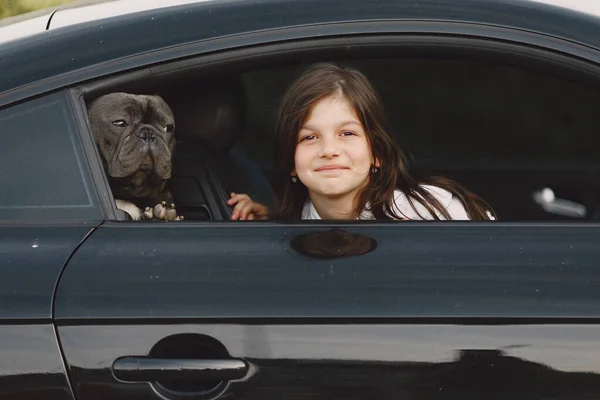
<box><xmin>88</xmin><ymin>93</ymin><xmax>175</xmax><ymax>204</ymax></box>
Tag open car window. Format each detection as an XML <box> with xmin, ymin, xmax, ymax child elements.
<box><xmin>241</xmin><ymin>59</ymin><xmax>600</xmax><ymax>221</ymax></box>
<box><xmin>78</xmin><ymin>37</ymin><xmax>600</xmax><ymax>223</ymax></box>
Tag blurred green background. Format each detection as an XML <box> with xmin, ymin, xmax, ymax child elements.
<box><xmin>1</xmin><ymin>0</ymin><xmax>77</xmax><ymax>19</ymax></box>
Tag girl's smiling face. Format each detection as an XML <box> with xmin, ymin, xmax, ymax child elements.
<box><xmin>293</xmin><ymin>94</ymin><xmax>378</xmax><ymax>203</ymax></box>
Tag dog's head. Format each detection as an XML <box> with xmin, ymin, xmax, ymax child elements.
<box><xmin>88</xmin><ymin>93</ymin><xmax>175</xmax><ymax>202</ymax></box>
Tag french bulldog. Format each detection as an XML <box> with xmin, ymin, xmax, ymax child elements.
<box><xmin>88</xmin><ymin>93</ymin><xmax>181</xmax><ymax>221</ymax></box>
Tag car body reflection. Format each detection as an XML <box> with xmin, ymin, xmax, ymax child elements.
<box><xmin>290</xmin><ymin>228</ymin><xmax>377</xmax><ymax>259</ymax></box>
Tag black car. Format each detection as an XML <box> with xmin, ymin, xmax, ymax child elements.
<box><xmin>3</xmin><ymin>0</ymin><xmax>600</xmax><ymax>399</ymax></box>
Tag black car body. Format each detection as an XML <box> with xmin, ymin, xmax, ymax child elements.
<box><xmin>3</xmin><ymin>0</ymin><xmax>600</xmax><ymax>399</ymax></box>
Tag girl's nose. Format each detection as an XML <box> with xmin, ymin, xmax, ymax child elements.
<box><xmin>319</xmin><ymin>135</ymin><xmax>341</xmax><ymax>158</ymax></box>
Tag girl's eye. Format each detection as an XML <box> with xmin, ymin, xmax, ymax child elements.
<box><xmin>300</xmin><ymin>135</ymin><xmax>316</xmax><ymax>142</ymax></box>
<box><xmin>340</xmin><ymin>131</ymin><xmax>356</xmax><ymax>137</ymax></box>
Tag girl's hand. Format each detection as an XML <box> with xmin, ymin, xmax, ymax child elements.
<box><xmin>227</xmin><ymin>193</ymin><xmax>269</xmax><ymax>220</ymax></box>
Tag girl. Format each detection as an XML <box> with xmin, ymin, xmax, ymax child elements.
<box><xmin>228</xmin><ymin>62</ymin><xmax>495</xmax><ymax>221</ymax></box>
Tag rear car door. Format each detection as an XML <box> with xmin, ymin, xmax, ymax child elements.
<box><xmin>0</xmin><ymin>92</ymin><xmax>104</xmax><ymax>399</ymax></box>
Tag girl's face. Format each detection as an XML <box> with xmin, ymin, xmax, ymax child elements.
<box><xmin>293</xmin><ymin>94</ymin><xmax>378</xmax><ymax>202</ymax></box>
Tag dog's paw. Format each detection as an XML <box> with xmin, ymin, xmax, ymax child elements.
<box><xmin>115</xmin><ymin>199</ymin><xmax>143</xmax><ymax>220</ymax></box>
<box><xmin>144</xmin><ymin>201</ymin><xmax>183</xmax><ymax>221</ymax></box>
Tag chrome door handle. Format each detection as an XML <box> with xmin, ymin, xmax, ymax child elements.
<box><xmin>112</xmin><ymin>356</ymin><xmax>248</xmax><ymax>383</ymax></box>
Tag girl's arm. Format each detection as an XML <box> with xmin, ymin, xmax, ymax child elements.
<box><xmin>227</xmin><ymin>193</ymin><xmax>269</xmax><ymax>220</ymax></box>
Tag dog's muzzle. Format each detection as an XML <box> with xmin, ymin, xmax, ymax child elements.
<box><xmin>137</xmin><ymin>127</ymin><xmax>157</xmax><ymax>143</ymax></box>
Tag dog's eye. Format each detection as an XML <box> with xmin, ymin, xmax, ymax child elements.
<box><xmin>164</xmin><ymin>124</ymin><xmax>174</xmax><ymax>133</ymax></box>
<box><xmin>112</xmin><ymin>120</ymin><xmax>128</xmax><ymax>128</ymax></box>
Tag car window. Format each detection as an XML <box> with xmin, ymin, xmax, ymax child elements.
<box><xmin>81</xmin><ymin>53</ymin><xmax>600</xmax><ymax>223</ymax></box>
<box><xmin>240</xmin><ymin>58</ymin><xmax>600</xmax><ymax>221</ymax></box>
<box><xmin>0</xmin><ymin>92</ymin><xmax>102</xmax><ymax>221</ymax></box>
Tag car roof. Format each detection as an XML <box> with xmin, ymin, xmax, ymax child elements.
<box><xmin>531</xmin><ymin>0</ymin><xmax>600</xmax><ymax>17</ymax></box>
<box><xmin>0</xmin><ymin>0</ymin><xmax>212</xmax><ymax>45</ymax></box>
<box><xmin>2</xmin><ymin>0</ymin><xmax>600</xmax><ymax>106</ymax></box>
<box><xmin>2</xmin><ymin>0</ymin><xmax>599</xmax><ymax>42</ymax></box>
<box><xmin>1</xmin><ymin>0</ymin><xmax>600</xmax><ymax>45</ymax></box>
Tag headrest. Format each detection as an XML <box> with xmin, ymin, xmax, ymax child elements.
<box><xmin>161</xmin><ymin>75</ymin><xmax>246</xmax><ymax>154</ymax></box>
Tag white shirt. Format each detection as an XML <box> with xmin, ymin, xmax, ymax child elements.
<box><xmin>301</xmin><ymin>185</ymin><xmax>473</xmax><ymax>220</ymax></box>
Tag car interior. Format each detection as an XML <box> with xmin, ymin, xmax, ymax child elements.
<box><xmin>79</xmin><ymin>39</ymin><xmax>600</xmax><ymax>222</ymax></box>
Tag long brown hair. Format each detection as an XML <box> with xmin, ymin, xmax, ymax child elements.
<box><xmin>271</xmin><ymin>62</ymin><xmax>495</xmax><ymax>220</ymax></box>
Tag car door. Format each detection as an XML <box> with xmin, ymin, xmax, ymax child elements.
<box><xmin>0</xmin><ymin>92</ymin><xmax>104</xmax><ymax>399</ymax></box>
<box><xmin>53</xmin><ymin>219</ymin><xmax>600</xmax><ymax>400</ymax></box>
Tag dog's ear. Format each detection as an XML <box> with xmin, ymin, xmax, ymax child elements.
<box><xmin>144</xmin><ymin>94</ymin><xmax>175</xmax><ymax>130</ymax></box>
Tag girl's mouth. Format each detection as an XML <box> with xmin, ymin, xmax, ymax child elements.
<box><xmin>315</xmin><ymin>165</ymin><xmax>348</xmax><ymax>172</ymax></box>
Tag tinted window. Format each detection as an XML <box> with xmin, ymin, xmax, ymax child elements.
<box><xmin>0</xmin><ymin>92</ymin><xmax>102</xmax><ymax>221</ymax></box>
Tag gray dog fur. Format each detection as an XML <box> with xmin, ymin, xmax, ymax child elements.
<box><xmin>88</xmin><ymin>92</ymin><xmax>179</xmax><ymax>220</ymax></box>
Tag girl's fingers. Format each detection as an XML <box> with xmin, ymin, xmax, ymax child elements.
<box><xmin>239</xmin><ymin>202</ymin><xmax>256</xmax><ymax>220</ymax></box>
<box><xmin>228</xmin><ymin>194</ymin><xmax>265</xmax><ymax>220</ymax></box>
<box><xmin>232</xmin><ymin>200</ymin><xmax>252</xmax><ymax>220</ymax></box>
<box><xmin>231</xmin><ymin>200</ymin><xmax>249</xmax><ymax>220</ymax></box>
<box><xmin>227</xmin><ymin>193</ymin><xmax>250</xmax><ymax>206</ymax></box>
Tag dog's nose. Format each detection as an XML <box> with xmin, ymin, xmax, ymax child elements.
<box><xmin>137</xmin><ymin>128</ymin><xmax>157</xmax><ymax>143</ymax></box>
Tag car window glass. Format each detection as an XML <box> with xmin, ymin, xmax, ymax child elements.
<box><xmin>0</xmin><ymin>92</ymin><xmax>102</xmax><ymax>221</ymax></box>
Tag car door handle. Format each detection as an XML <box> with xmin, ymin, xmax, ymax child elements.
<box><xmin>112</xmin><ymin>356</ymin><xmax>248</xmax><ymax>383</ymax></box>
